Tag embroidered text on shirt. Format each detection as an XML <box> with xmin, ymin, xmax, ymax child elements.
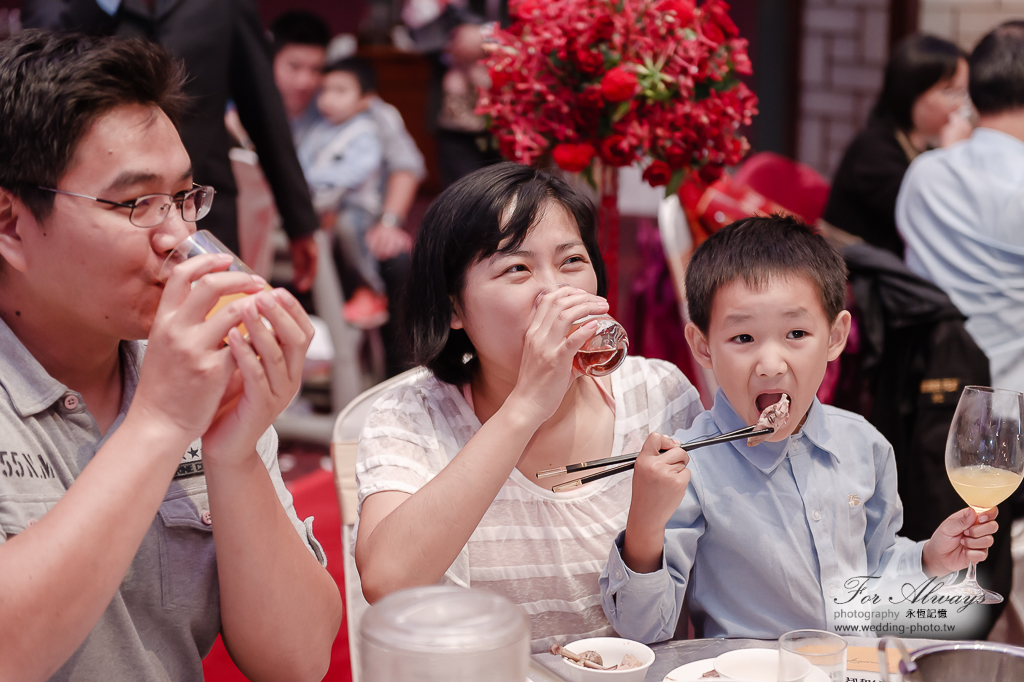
<box><xmin>0</xmin><ymin>451</ymin><xmax>57</xmax><ymax>479</ymax></box>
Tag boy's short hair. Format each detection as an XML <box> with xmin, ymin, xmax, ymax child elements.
<box><xmin>685</xmin><ymin>214</ymin><xmax>848</xmax><ymax>334</ymax></box>
<box><xmin>0</xmin><ymin>30</ymin><xmax>187</xmax><ymax>220</ymax></box>
<box><xmin>269</xmin><ymin>10</ymin><xmax>331</xmax><ymax>52</ymax></box>
<box><xmin>969</xmin><ymin>21</ymin><xmax>1024</xmax><ymax>116</ymax></box>
<box><xmin>324</xmin><ymin>56</ymin><xmax>377</xmax><ymax>95</ymax></box>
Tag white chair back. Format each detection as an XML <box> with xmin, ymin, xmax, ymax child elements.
<box><xmin>331</xmin><ymin>367</ymin><xmax>430</xmax><ymax>682</ymax></box>
<box><xmin>657</xmin><ymin>195</ymin><xmax>718</xmax><ymax>405</ymax></box>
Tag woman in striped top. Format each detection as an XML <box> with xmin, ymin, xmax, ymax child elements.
<box><xmin>354</xmin><ymin>163</ymin><xmax>703</xmax><ymax>651</ymax></box>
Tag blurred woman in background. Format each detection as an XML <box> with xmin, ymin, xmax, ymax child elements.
<box><xmin>823</xmin><ymin>34</ymin><xmax>970</xmax><ymax>257</ymax></box>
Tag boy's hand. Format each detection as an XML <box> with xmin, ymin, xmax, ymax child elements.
<box><xmin>922</xmin><ymin>507</ymin><xmax>999</xmax><ymax>577</ymax></box>
<box><xmin>622</xmin><ymin>432</ymin><xmax>690</xmax><ymax>574</ymax></box>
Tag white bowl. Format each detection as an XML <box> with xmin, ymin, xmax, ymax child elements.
<box><xmin>556</xmin><ymin>637</ymin><xmax>656</xmax><ymax>682</ymax></box>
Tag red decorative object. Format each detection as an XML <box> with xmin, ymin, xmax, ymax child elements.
<box><xmin>478</xmin><ymin>0</ymin><xmax>759</xmax><ymax>314</ymax></box>
<box><xmin>478</xmin><ymin>0</ymin><xmax>759</xmax><ymax>196</ymax></box>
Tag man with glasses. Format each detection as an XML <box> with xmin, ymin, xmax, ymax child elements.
<box><xmin>0</xmin><ymin>30</ymin><xmax>341</xmax><ymax>681</ymax></box>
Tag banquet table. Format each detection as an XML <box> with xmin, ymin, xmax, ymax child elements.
<box><xmin>527</xmin><ymin>636</ymin><xmax>943</xmax><ymax>682</ymax></box>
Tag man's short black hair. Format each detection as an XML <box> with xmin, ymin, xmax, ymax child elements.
<box><xmin>969</xmin><ymin>21</ymin><xmax>1024</xmax><ymax>116</ymax></box>
<box><xmin>403</xmin><ymin>162</ymin><xmax>607</xmax><ymax>385</ymax></box>
<box><xmin>0</xmin><ymin>30</ymin><xmax>188</xmax><ymax>220</ymax></box>
<box><xmin>269</xmin><ymin>10</ymin><xmax>331</xmax><ymax>53</ymax></box>
<box><xmin>323</xmin><ymin>56</ymin><xmax>377</xmax><ymax>95</ymax></box>
<box><xmin>874</xmin><ymin>34</ymin><xmax>965</xmax><ymax>132</ymax></box>
<box><xmin>685</xmin><ymin>215</ymin><xmax>848</xmax><ymax>335</ymax></box>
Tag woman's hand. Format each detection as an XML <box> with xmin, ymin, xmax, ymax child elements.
<box><xmin>131</xmin><ymin>253</ymin><xmax>266</xmax><ymax>444</ymax></box>
<box><xmin>922</xmin><ymin>506</ymin><xmax>999</xmax><ymax>577</ymax></box>
<box><xmin>505</xmin><ymin>285</ymin><xmax>609</xmax><ymax>425</ymax></box>
<box><xmin>201</xmin><ymin>287</ymin><xmax>315</xmax><ymax>464</ymax></box>
<box><xmin>622</xmin><ymin>432</ymin><xmax>689</xmax><ymax>574</ymax></box>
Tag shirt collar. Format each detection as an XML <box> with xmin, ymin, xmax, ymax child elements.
<box><xmin>971</xmin><ymin>126</ymin><xmax>1024</xmax><ymax>152</ymax></box>
<box><xmin>0</xmin><ymin>316</ymin><xmax>145</xmax><ymax>418</ymax></box>
<box><xmin>708</xmin><ymin>389</ymin><xmax>842</xmax><ymax>474</ymax></box>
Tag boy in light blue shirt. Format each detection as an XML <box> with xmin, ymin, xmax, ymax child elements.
<box><xmin>600</xmin><ymin>216</ymin><xmax>1000</xmax><ymax>642</ymax></box>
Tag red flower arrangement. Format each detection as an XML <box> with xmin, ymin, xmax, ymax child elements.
<box><xmin>478</xmin><ymin>0</ymin><xmax>758</xmax><ymax>193</ymax></box>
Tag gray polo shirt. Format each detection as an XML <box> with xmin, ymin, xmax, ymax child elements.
<box><xmin>0</xmin><ymin>318</ymin><xmax>325</xmax><ymax>681</ymax></box>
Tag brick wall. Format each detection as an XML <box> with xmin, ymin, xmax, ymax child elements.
<box><xmin>797</xmin><ymin>0</ymin><xmax>891</xmax><ymax>178</ymax></box>
<box><xmin>920</xmin><ymin>0</ymin><xmax>1024</xmax><ymax>50</ymax></box>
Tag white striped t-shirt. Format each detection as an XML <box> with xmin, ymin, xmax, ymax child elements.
<box><xmin>354</xmin><ymin>356</ymin><xmax>702</xmax><ymax>652</ymax></box>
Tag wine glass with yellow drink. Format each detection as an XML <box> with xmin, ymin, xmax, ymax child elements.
<box><xmin>161</xmin><ymin>230</ymin><xmax>272</xmax><ymax>339</ymax></box>
<box><xmin>944</xmin><ymin>385</ymin><xmax>1024</xmax><ymax>604</ymax></box>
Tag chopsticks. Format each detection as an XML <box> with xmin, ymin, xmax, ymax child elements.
<box><xmin>542</xmin><ymin>424</ymin><xmax>773</xmax><ymax>493</ymax></box>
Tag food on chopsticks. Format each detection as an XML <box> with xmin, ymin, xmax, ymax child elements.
<box><xmin>549</xmin><ymin>644</ymin><xmax>643</xmax><ymax>670</ymax></box>
<box><xmin>747</xmin><ymin>393</ymin><xmax>791</xmax><ymax>446</ymax></box>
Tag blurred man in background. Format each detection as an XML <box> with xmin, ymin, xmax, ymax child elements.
<box><xmin>22</xmin><ymin>0</ymin><xmax>321</xmax><ymax>293</ymax></box>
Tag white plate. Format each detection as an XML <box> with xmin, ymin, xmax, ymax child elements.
<box><xmin>662</xmin><ymin>656</ymin><xmax>833</xmax><ymax>682</ymax></box>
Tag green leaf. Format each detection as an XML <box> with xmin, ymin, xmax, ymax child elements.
<box><xmin>665</xmin><ymin>169</ymin><xmax>686</xmax><ymax>197</ymax></box>
<box><xmin>582</xmin><ymin>163</ymin><xmax>598</xmax><ymax>191</ymax></box>
<box><xmin>611</xmin><ymin>101</ymin><xmax>632</xmax><ymax>123</ymax></box>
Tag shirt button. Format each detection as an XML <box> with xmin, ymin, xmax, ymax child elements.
<box><xmin>63</xmin><ymin>394</ymin><xmax>79</xmax><ymax>410</ymax></box>
<box><xmin>615</xmin><ymin>569</ymin><xmax>624</xmax><ymax>581</ymax></box>
<box><xmin>812</xmin><ymin>510</ymin><xmax>822</xmax><ymax>521</ymax></box>
<box><xmin>201</xmin><ymin>510</ymin><xmax>212</xmax><ymax>525</ymax></box>
<box><xmin>828</xmin><ymin>585</ymin><xmax>837</xmax><ymax>597</ymax></box>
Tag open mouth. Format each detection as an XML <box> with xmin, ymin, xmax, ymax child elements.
<box><xmin>755</xmin><ymin>392</ymin><xmax>785</xmax><ymax>414</ymax></box>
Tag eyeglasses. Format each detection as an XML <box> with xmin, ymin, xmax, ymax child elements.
<box><xmin>34</xmin><ymin>183</ymin><xmax>216</xmax><ymax>228</ymax></box>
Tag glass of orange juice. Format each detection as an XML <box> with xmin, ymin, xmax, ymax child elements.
<box><xmin>162</xmin><ymin>229</ymin><xmax>272</xmax><ymax>338</ymax></box>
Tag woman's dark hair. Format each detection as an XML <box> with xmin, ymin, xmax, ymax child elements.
<box><xmin>873</xmin><ymin>33</ymin><xmax>965</xmax><ymax>131</ymax></box>
<box><xmin>0</xmin><ymin>30</ymin><xmax>188</xmax><ymax>220</ymax></box>
<box><xmin>403</xmin><ymin>162</ymin><xmax>607</xmax><ymax>385</ymax></box>
<box><xmin>969</xmin><ymin>21</ymin><xmax>1024</xmax><ymax>116</ymax></box>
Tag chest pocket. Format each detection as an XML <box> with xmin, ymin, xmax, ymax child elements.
<box><xmin>0</xmin><ymin>495</ymin><xmax>63</xmax><ymax>540</ymax></box>
<box><xmin>157</xmin><ymin>481</ymin><xmax>218</xmax><ymax>611</ymax></box>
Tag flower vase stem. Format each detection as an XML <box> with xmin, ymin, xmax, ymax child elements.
<box><xmin>599</xmin><ymin>164</ymin><xmax>620</xmax><ymax>318</ymax></box>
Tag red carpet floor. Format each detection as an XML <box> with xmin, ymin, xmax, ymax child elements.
<box><xmin>202</xmin><ymin>468</ymin><xmax>352</xmax><ymax>681</ymax></box>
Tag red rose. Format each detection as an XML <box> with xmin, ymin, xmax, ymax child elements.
<box><xmin>573</xmin><ymin>48</ymin><xmax>605</xmax><ymax>75</ymax></box>
<box><xmin>642</xmin><ymin>160</ymin><xmax>673</xmax><ymax>187</ymax></box>
<box><xmin>663</xmin><ymin>144</ymin><xmax>689</xmax><ymax>169</ymax></box>
<box><xmin>600</xmin><ymin>67</ymin><xmax>638</xmax><ymax>102</ymax></box>
<box><xmin>659</xmin><ymin>0</ymin><xmax>695</xmax><ymax>24</ymax></box>
<box><xmin>512</xmin><ymin>0</ymin><xmax>541</xmax><ymax>19</ymax></box>
<box><xmin>703</xmin><ymin>22</ymin><xmax>725</xmax><ymax>46</ymax></box>
<box><xmin>592</xmin><ymin>15</ymin><xmax>615</xmax><ymax>41</ymax></box>
<box><xmin>490</xmin><ymin>65</ymin><xmax>513</xmax><ymax>89</ymax></box>
<box><xmin>552</xmin><ymin>143</ymin><xmax>596</xmax><ymax>173</ymax></box>
<box><xmin>599</xmin><ymin>134</ymin><xmax>635</xmax><ymax>167</ymax></box>
<box><xmin>699</xmin><ymin>163</ymin><xmax>725</xmax><ymax>184</ymax></box>
<box><xmin>578</xmin><ymin>86</ymin><xmax>605</xmax><ymax>110</ymax></box>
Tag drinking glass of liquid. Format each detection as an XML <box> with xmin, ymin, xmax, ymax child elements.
<box><xmin>944</xmin><ymin>385</ymin><xmax>1024</xmax><ymax>603</ymax></box>
<box><xmin>537</xmin><ymin>284</ymin><xmax>629</xmax><ymax>377</ymax></box>
<box><xmin>161</xmin><ymin>229</ymin><xmax>272</xmax><ymax>338</ymax></box>
<box><xmin>571</xmin><ymin>314</ymin><xmax>629</xmax><ymax>376</ymax></box>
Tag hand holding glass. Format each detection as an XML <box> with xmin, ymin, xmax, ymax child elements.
<box><xmin>943</xmin><ymin>385</ymin><xmax>1024</xmax><ymax>604</ymax></box>
<box><xmin>161</xmin><ymin>229</ymin><xmax>272</xmax><ymax>338</ymax></box>
<box><xmin>537</xmin><ymin>285</ymin><xmax>628</xmax><ymax>377</ymax></box>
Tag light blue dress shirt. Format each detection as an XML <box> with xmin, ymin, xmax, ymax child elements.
<box><xmin>600</xmin><ymin>391</ymin><xmax>927</xmax><ymax>643</ymax></box>
<box><xmin>896</xmin><ymin>128</ymin><xmax>1024</xmax><ymax>393</ymax></box>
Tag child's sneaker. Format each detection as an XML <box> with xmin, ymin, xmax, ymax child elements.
<box><xmin>343</xmin><ymin>287</ymin><xmax>389</xmax><ymax>329</ymax></box>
